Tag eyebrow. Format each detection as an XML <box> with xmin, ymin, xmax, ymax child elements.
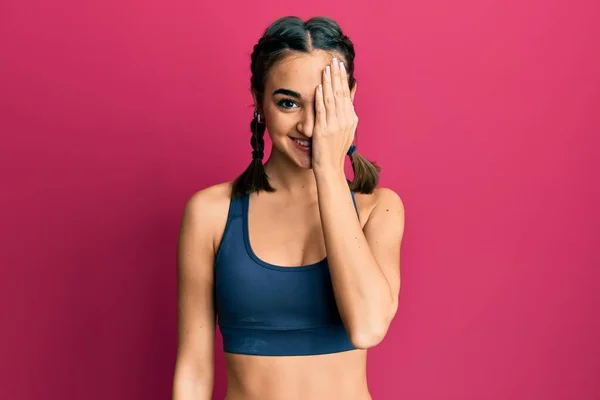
<box><xmin>272</xmin><ymin>88</ymin><xmax>302</xmax><ymax>99</ymax></box>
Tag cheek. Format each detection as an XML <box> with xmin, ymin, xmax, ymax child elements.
<box><xmin>265</xmin><ymin>111</ymin><xmax>296</xmax><ymax>137</ymax></box>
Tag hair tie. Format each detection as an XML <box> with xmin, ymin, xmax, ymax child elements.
<box><xmin>254</xmin><ymin>110</ymin><xmax>263</xmax><ymax>124</ymax></box>
<box><xmin>347</xmin><ymin>144</ymin><xmax>356</xmax><ymax>156</ymax></box>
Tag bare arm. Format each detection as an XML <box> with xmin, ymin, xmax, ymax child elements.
<box><xmin>172</xmin><ymin>188</ymin><xmax>224</xmax><ymax>400</ymax></box>
<box><xmin>315</xmin><ymin>172</ymin><xmax>405</xmax><ymax>349</ymax></box>
<box><xmin>311</xmin><ymin>57</ymin><xmax>405</xmax><ymax>349</ymax></box>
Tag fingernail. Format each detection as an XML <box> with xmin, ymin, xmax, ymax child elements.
<box><xmin>340</xmin><ymin>61</ymin><xmax>345</xmax><ymax>70</ymax></box>
<box><xmin>325</xmin><ymin>66</ymin><xmax>330</xmax><ymax>76</ymax></box>
<box><xmin>333</xmin><ymin>57</ymin><xmax>338</xmax><ymax>68</ymax></box>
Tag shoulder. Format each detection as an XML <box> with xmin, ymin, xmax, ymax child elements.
<box><xmin>373</xmin><ymin>187</ymin><xmax>404</xmax><ymax>214</ymax></box>
<box><xmin>183</xmin><ymin>181</ymin><xmax>233</xmax><ymax>218</ymax></box>
<box><xmin>354</xmin><ymin>187</ymin><xmax>405</xmax><ymax>228</ymax></box>
<box><xmin>180</xmin><ymin>181</ymin><xmax>234</xmax><ymax>248</ymax></box>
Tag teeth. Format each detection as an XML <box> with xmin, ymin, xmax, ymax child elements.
<box><xmin>293</xmin><ymin>138</ymin><xmax>311</xmax><ymax>147</ymax></box>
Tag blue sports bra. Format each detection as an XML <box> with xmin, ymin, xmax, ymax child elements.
<box><xmin>213</xmin><ymin>190</ymin><xmax>359</xmax><ymax>356</ymax></box>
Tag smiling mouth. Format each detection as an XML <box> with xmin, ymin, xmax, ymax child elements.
<box><xmin>290</xmin><ymin>137</ymin><xmax>311</xmax><ymax>147</ymax></box>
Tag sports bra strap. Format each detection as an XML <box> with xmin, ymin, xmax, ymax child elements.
<box><xmin>347</xmin><ymin>180</ymin><xmax>359</xmax><ymax>216</ymax></box>
<box><xmin>226</xmin><ymin>193</ymin><xmax>245</xmax><ymax>220</ymax></box>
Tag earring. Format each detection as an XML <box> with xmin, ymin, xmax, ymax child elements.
<box><xmin>254</xmin><ymin>110</ymin><xmax>262</xmax><ymax>124</ymax></box>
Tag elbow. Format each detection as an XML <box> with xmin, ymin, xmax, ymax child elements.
<box><xmin>348</xmin><ymin>306</ymin><xmax>398</xmax><ymax>350</ymax></box>
<box><xmin>349</xmin><ymin>324</ymin><xmax>388</xmax><ymax>350</ymax></box>
<box><xmin>172</xmin><ymin>362</ymin><xmax>213</xmax><ymax>400</ymax></box>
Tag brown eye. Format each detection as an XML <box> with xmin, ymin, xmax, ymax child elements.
<box><xmin>277</xmin><ymin>99</ymin><xmax>299</xmax><ymax>109</ymax></box>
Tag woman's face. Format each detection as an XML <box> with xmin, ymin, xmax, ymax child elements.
<box><xmin>256</xmin><ymin>50</ymin><xmax>355</xmax><ymax>169</ymax></box>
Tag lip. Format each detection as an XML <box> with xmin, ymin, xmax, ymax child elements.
<box><xmin>289</xmin><ymin>137</ymin><xmax>311</xmax><ymax>152</ymax></box>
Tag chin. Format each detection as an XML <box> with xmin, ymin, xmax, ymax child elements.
<box><xmin>285</xmin><ymin>137</ymin><xmax>313</xmax><ymax>169</ymax></box>
<box><xmin>290</xmin><ymin>148</ymin><xmax>313</xmax><ymax>170</ymax></box>
<box><xmin>285</xmin><ymin>151</ymin><xmax>311</xmax><ymax>170</ymax></box>
<box><xmin>273</xmin><ymin>139</ymin><xmax>313</xmax><ymax>170</ymax></box>
<box><xmin>298</xmin><ymin>159</ymin><xmax>313</xmax><ymax>170</ymax></box>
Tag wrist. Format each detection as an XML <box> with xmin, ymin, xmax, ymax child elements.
<box><xmin>313</xmin><ymin>166</ymin><xmax>347</xmax><ymax>186</ymax></box>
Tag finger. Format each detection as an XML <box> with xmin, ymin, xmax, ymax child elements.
<box><xmin>322</xmin><ymin>65</ymin><xmax>336</xmax><ymax>124</ymax></box>
<box><xmin>331</xmin><ymin>58</ymin><xmax>347</xmax><ymax>126</ymax></box>
<box><xmin>339</xmin><ymin>61</ymin><xmax>352</xmax><ymax>99</ymax></box>
<box><xmin>314</xmin><ymin>84</ymin><xmax>327</xmax><ymax>128</ymax></box>
<box><xmin>331</xmin><ymin>57</ymin><xmax>344</xmax><ymax>107</ymax></box>
<box><xmin>339</xmin><ymin>61</ymin><xmax>353</xmax><ymax>122</ymax></box>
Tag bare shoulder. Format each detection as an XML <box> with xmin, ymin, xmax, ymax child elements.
<box><xmin>353</xmin><ymin>187</ymin><xmax>405</xmax><ymax>225</ymax></box>
<box><xmin>180</xmin><ymin>181</ymin><xmax>233</xmax><ymax>252</ymax></box>
<box><xmin>183</xmin><ymin>181</ymin><xmax>233</xmax><ymax>218</ymax></box>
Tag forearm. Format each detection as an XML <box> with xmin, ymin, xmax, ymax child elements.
<box><xmin>315</xmin><ymin>169</ymin><xmax>394</xmax><ymax>348</ymax></box>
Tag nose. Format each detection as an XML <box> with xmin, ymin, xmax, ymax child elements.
<box><xmin>296</xmin><ymin>108</ymin><xmax>315</xmax><ymax>138</ymax></box>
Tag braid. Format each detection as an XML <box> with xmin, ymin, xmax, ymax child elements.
<box><xmin>250</xmin><ymin>116</ymin><xmax>266</xmax><ymax>160</ymax></box>
<box><xmin>231</xmin><ymin>114</ymin><xmax>274</xmax><ymax>198</ymax></box>
<box><xmin>348</xmin><ymin>150</ymin><xmax>381</xmax><ymax>194</ymax></box>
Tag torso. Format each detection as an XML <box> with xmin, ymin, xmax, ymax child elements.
<box><xmin>209</xmin><ymin>181</ymin><xmax>378</xmax><ymax>400</ymax></box>
<box><xmin>224</xmin><ymin>350</ymin><xmax>371</xmax><ymax>400</ymax></box>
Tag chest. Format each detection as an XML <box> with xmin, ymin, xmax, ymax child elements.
<box><xmin>214</xmin><ymin>251</ymin><xmax>341</xmax><ymax>329</ymax></box>
<box><xmin>247</xmin><ymin>200</ymin><xmax>326</xmax><ymax>267</ymax></box>
<box><xmin>213</xmin><ymin>197</ymin><xmax>344</xmax><ymax>329</ymax></box>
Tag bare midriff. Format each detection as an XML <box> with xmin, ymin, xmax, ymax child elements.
<box><xmin>223</xmin><ymin>349</ymin><xmax>372</xmax><ymax>400</ymax></box>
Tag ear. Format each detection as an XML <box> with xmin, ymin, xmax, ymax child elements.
<box><xmin>350</xmin><ymin>82</ymin><xmax>357</xmax><ymax>102</ymax></box>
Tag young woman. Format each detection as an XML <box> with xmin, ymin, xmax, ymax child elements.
<box><xmin>173</xmin><ymin>16</ymin><xmax>405</xmax><ymax>400</ymax></box>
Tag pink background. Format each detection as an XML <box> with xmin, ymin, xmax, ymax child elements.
<box><xmin>1</xmin><ymin>0</ymin><xmax>599</xmax><ymax>399</ymax></box>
